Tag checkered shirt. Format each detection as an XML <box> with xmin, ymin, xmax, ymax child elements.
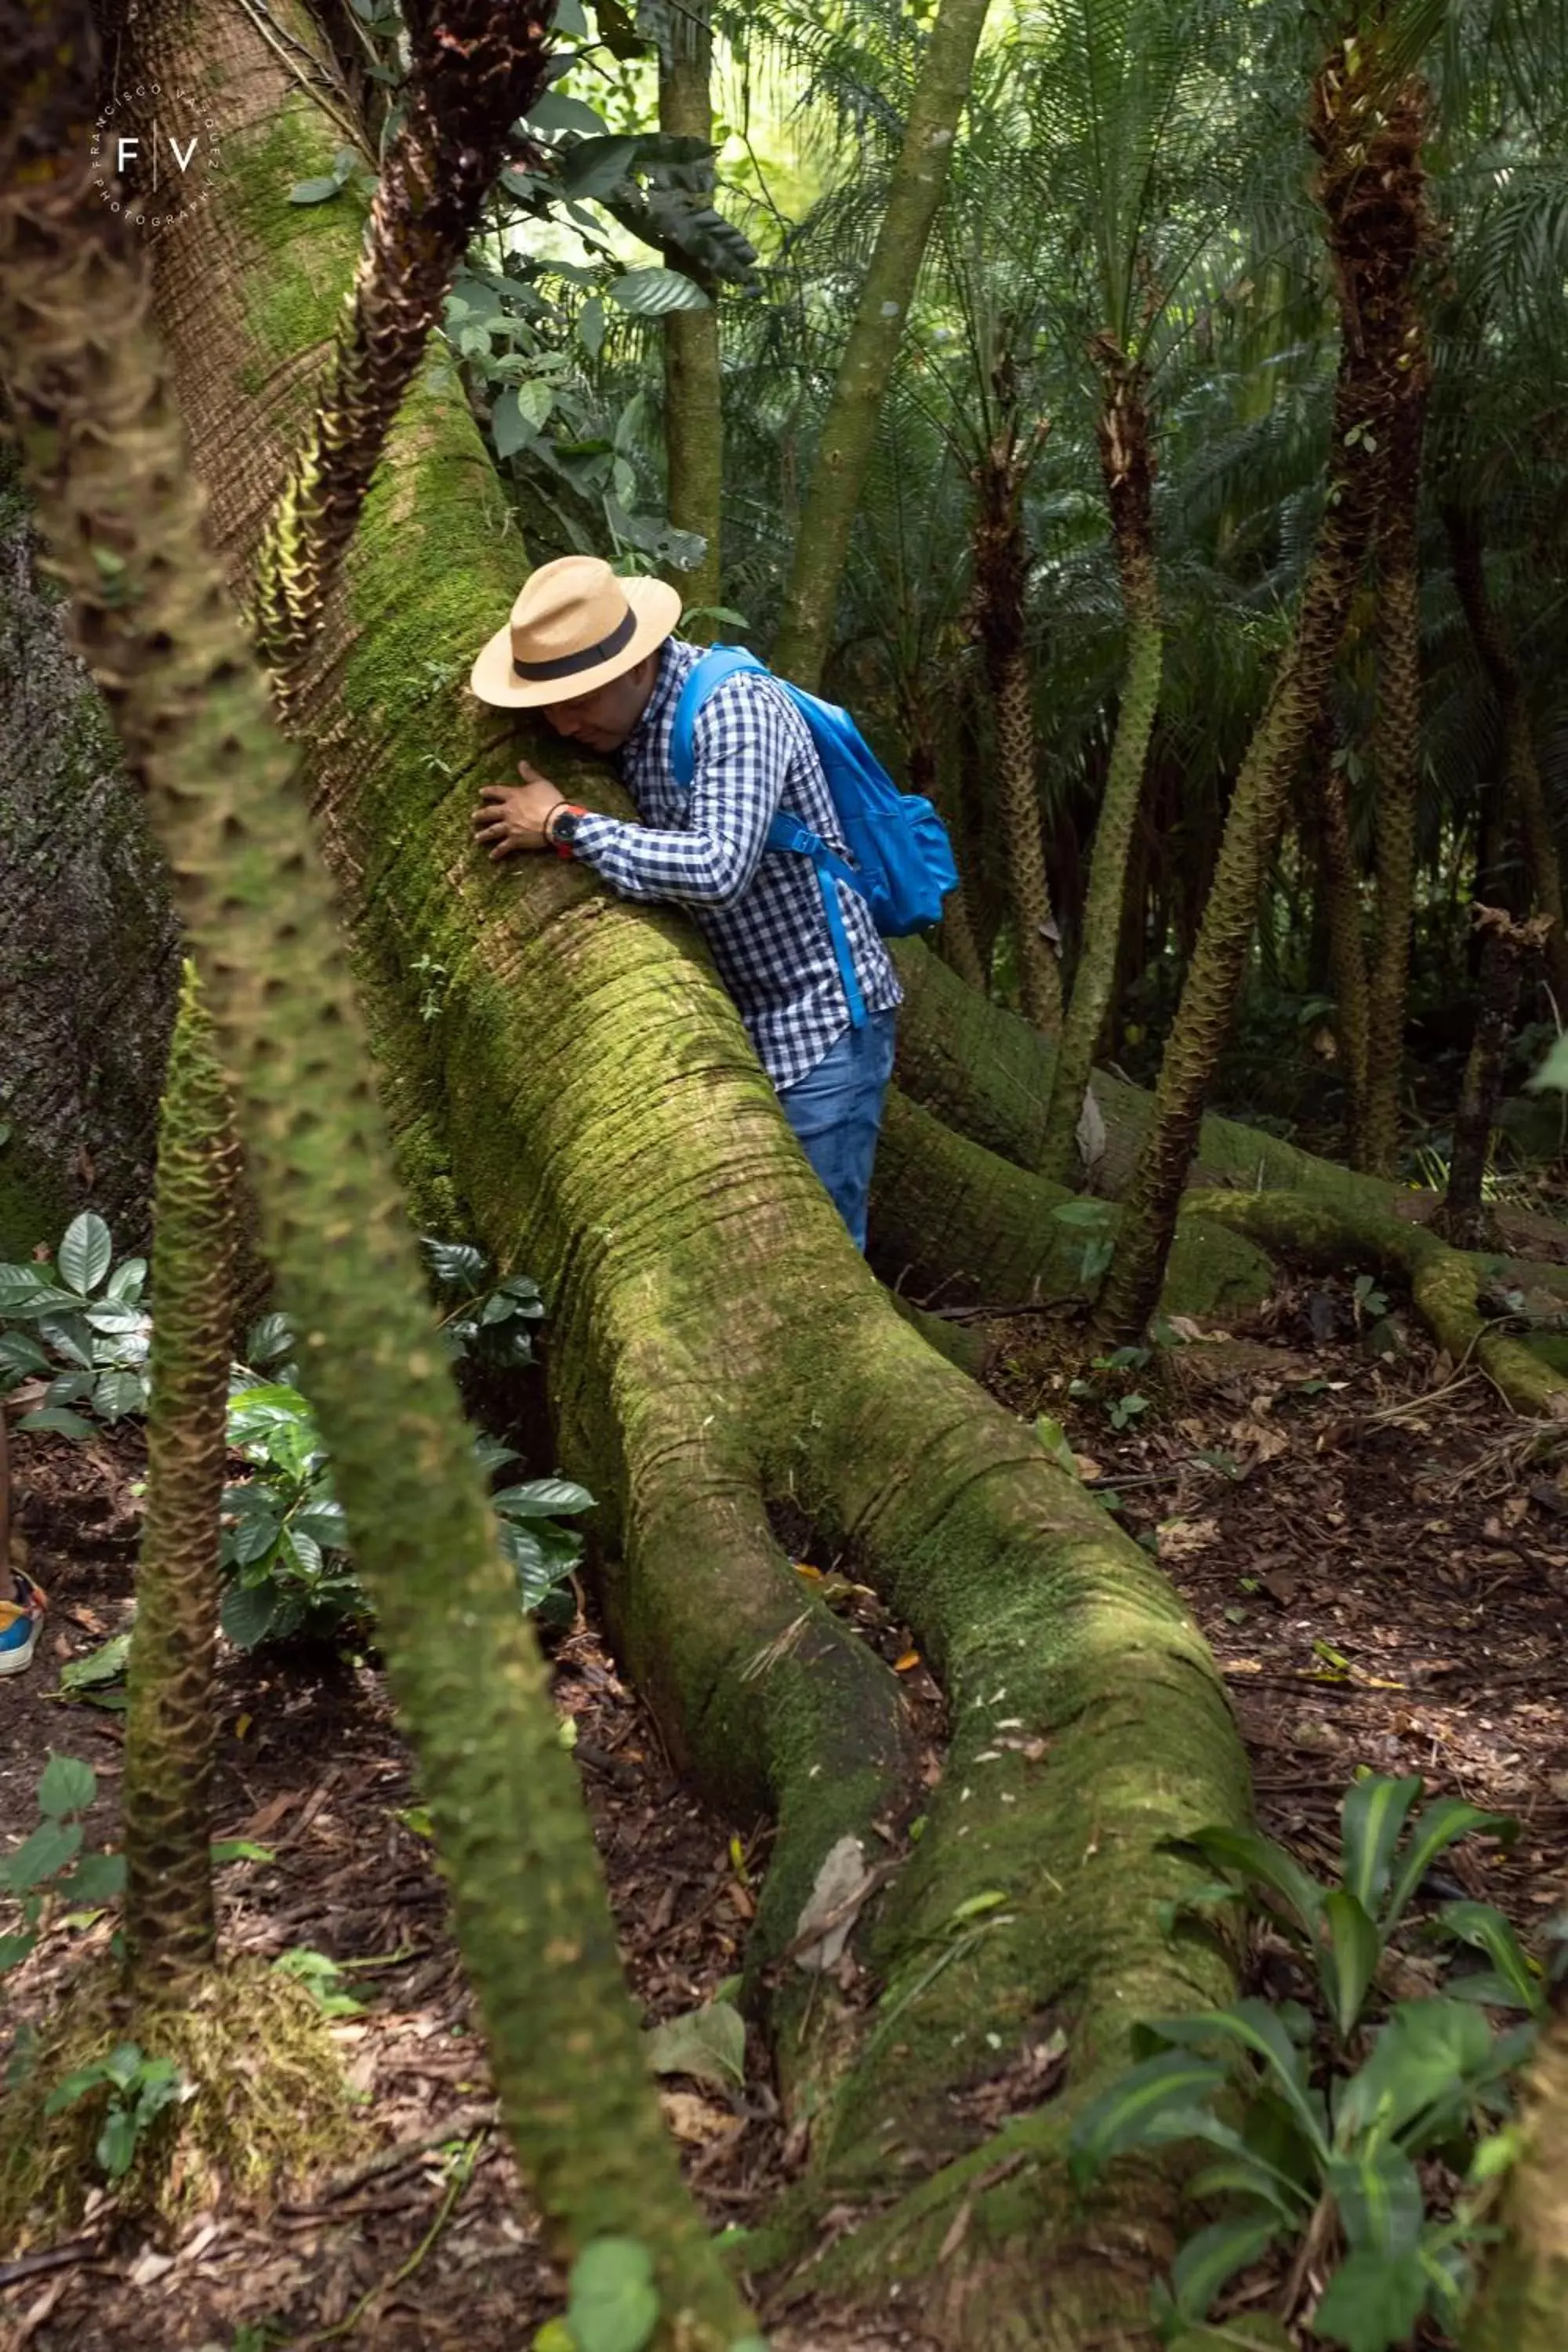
<box><xmin>568</xmin><ymin>638</ymin><xmax>902</xmax><ymax>1091</ymax></box>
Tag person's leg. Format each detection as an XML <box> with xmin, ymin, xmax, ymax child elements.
<box><xmin>776</xmin><ymin>1009</ymin><xmax>897</xmax><ymax>1250</ymax></box>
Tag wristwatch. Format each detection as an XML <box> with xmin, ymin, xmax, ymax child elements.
<box><xmin>546</xmin><ymin>803</ymin><xmax>588</xmax><ymax>858</ymax></box>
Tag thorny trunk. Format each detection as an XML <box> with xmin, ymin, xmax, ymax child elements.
<box><xmin>122</xmin><ymin>967</ymin><xmax>238</xmax><ymax>2004</ymax></box>
<box><xmin>1445</xmin><ymin>503</ymin><xmax>1568</xmax><ymax>1011</ymax></box>
<box><xmin>772</xmin><ymin>0</ymin><xmax>993</xmax><ymax>691</ymax></box>
<box><xmin>658</xmin><ymin>0</ymin><xmax>723</xmax><ymax>626</ymax></box>
<box><xmin>1094</xmin><ymin>33</ymin><xmax>1434</xmax><ymax>1342</ymax></box>
<box><xmin>114</xmin><ymin>6</ymin><xmax>1261</xmax><ymax>2338</ymax></box>
<box><xmin>967</xmin><ymin>387</ymin><xmax>1061</xmax><ymax>1033</ymax></box>
<box><xmin>0</xmin><ymin>12</ymin><xmax>752</xmax><ymax>2333</ymax></box>
<box><xmin>1319</xmin><ymin>745</ymin><xmax>1370</xmax><ymax>1154</ymax></box>
<box><xmin>1464</xmin><ymin>2015</ymin><xmax>1568</xmax><ymax>2352</ymax></box>
<box><xmin>1039</xmin><ymin>340</ymin><xmax>1160</xmax><ymax>1183</ymax></box>
<box><xmin>1359</xmin><ymin>317</ymin><xmax>1430</xmax><ymax>1178</ymax></box>
<box><xmin>1439</xmin><ymin>906</ymin><xmax>1548</xmax><ymax>1250</ymax></box>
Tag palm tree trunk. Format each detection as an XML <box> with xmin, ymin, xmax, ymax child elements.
<box><xmin>1444</xmin><ymin>503</ymin><xmax>1568</xmax><ymax>1010</ymax></box>
<box><xmin>659</xmin><ymin>0</ymin><xmax>723</xmax><ymax>627</ymax></box>
<box><xmin>1319</xmin><ymin>749</ymin><xmax>1371</xmax><ymax>1153</ymax></box>
<box><xmin>1440</xmin><ymin>906</ymin><xmax>1548</xmax><ymax>1249</ymax></box>
<box><xmin>122</xmin><ymin>966</ymin><xmax>237</xmax><ymax>2005</ymax></box>
<box><xmin>1094</xmin><ymin>30</ymin><xmax>1434</xmax><ymax>1342</ymax></box>
<box><xmin>772</xmin><ymin>0</ymin><xmax>993</xmax><ymax>690</ymax></box>
<box><xmin>1359</xmin><ymin>355</ymin><xmax>1429</xmax><ymax>1177</ymax></box>
<box><xmin>1464</xmin><ymin>2014</ymin><xmax>1568</xmax><ymax>2352</ymax></box>
<box><xmin>1039</xmin><ymin>344</ymin><xmax>1160</xmax><ymax>1181</ymax></box>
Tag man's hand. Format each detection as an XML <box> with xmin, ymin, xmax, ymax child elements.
<box><xmin>471</xmin><ymin>761</ymin><xmax>568</xmax><ymax>860</ymax></box>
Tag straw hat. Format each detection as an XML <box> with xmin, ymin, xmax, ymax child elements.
<box><xmin>469</xmin><ymin>555</ymin><xmax>681</xmax><ymax>710</ymax></box>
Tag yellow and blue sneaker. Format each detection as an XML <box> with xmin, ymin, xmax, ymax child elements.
<box><xmin>0</xmin><ymin>1567</ymin><xmax>45</xmax><ymax>1676</ymax></box>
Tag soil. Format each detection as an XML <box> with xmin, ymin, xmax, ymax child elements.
<box><xmin>4</xmin><ymin>1261</ymin><xmax>1567</xmax><ymax>2352</ymax></box>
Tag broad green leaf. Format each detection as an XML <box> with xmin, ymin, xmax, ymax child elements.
<box><xmin>565</xmin><ymin>2237</ymin><xmax>660</xmax><ymax>2352</ymax></box>
<box><xmin>1321</xmin><ymin>1891</ymin><xmax>1381</xmax><ymax>2038</ymax></box>
<box><xmin>229</xmin><ymin>1504</ymin><xmax>281</xmax><ymax>1567</ymax></box>
<box><xmin>105</xmin><ymin>1256</ymin><xmax>148</xmax><ymax>1303</ymax></box>
<box><xmin>0</xmin><ymin>1266</ymin><xmax>82</xmax><ymax>1316</ymax></box>
<box><xmin>0</xmin><ymin>1930</ymin><xmax>38</xmax><ymax>1971</ymax></box>
<box><xmin>1169</xmin><ymin>2214</ymin><xmax>1280</xmax><ymax>2321</ymax></box>
<box><xmin>1187</xmin><ymin>2158</ymin><xmax>1301</xmax><ymax>2221</ymax></box>
<box><xmin>220</xmin><ymin>1581</ymin><xmax>280</xmax><ymax>1650</ymax></box>
<box><xmin>1334</xmin><ymin>1998</ymin><xmax>1496</xmax><ymax>2145</ymax></box>
<box><xmin>493</xmin><ymin>1479</ymin><xmax>596</xmax><ymax>1519</ymax></box>
<box><xmin>1327</xmin><ymin>2143</ymin><xmax>1423</xmax><ymax>2256</ymax></box>
<box><xmin>526</xmin><ymin>89</ymin><xmax>610</xmax><ymax>138</ymax></box>
<box><xmin>61</xmin><ymin>1852</ymin><xmax>126</xmax><ymax>1904</ymax></box>
<box><xmin>93</xmin><ymin>1368</ymin><xmax>145</xmax><ymax>1421</ymax></box>
<box><xmin>57</xmin><ymin>1212</ymin><xmax>112</xmax><ymax>1295</ymax></box>
<box><xmin>643</xmin><ymin>1999</ymin><xmax>746</xmax><ymax>2089</ymax></box>
<box><xmin>1160</xmin><ymin>1827</ymin><xmax>1324</xmax><ymax>1941</ymax></box>
<box><xmin>289</xmin><ymin>174</ymin><xmax>346</xmax><ymax>204</ymax></box>
<box><xmin>286</xmin><ymin>1526</ymin><xmax>325</xmax><ymax>1581</ymax></box>
<box><xmin>1033</xmin><ymin>1414</ymin><xmax>1079</xmax><ymax>1473</ymax></box>
<box><xmin>1384</xmin><ymin>1799</ymin><xmax>1515</xmax><ymax>1933</ymax></box>
<box><xmin>560</xmin><ymin>132</ymin><xmax>641</xmax><ymax>200</ymax></box>
<box><xmin>84</xmin><ymin>1305</ymin><xmax>147</xmax><ymax>1336</ymax></box>
<box><xmin>1050</xmin><ymin>1198</ymin><xmax>1110</xmax><ymax>1228</ymax></box>
<box><xmin>38</xmin><ymin>1753</ymin><xmax>97</xmax><ymax>1817</ymax></box>
<box><xmin>1435</xmin><ymin>1902</ymin><xmax>1544</xmax><ymax>2017</ymax></box>
<box><xmin>59</xmin><ymin>1631</ymin><xmax>132</xmax><ymax>1691</ymax></box>
<box><xmin>36</xmin><ymin>1311</ymin><xmax>94</xmax><ymax>1367</ymax></box>
<box><xmin>608</xmin><ymin>267</ymin><xmax>710</xmax><ymax>316</ymax></box>
<box><xmin>1067</xmin><ymin>2049</ymin><xmax>1228</xmax><ymax>2188</ymax></box>
<box><xmin>17</xmin><ymin>1406</ymin><xmax>97</xmax><ymax>1439</ymax></box>
<box><xmin>1341</xmin><ymin>1775</ymin><xmax>1421</xmax><ymax>1913</ymax></box>
<box><xmin>96</xmin><ymin>2105</ymin><xmax>138</xmax><ymax>2176</ymax></box>
<box><xmin>1312</xmin><ymin>2246</ymin><xmax>1428</xmax><ymax>2352</ymax></box>
<box><xmin>5</xmin><ymin>1818</ymin><xmax>83</xmax><ymax>1891</ymax></box>
<box><xmin>578</xmin><ymin>293</ymin><xmax>606</xmax><ymax>358</ymax></box>
<box><xmin>1142</xmin><ymin>2002</ymin><xmax>1329</xmax><ymax>2156</ymax></box>
<box><xmin>242</xmin><ymin>1310</ymin><xmax>295</xmax><ymax>1366</ymax></box>
<box><xmin>1526</xmin><ymin>1032</ymin><xmax>1568</xmax><ymax>1093</ymax></box>
<box><xmin>292</xmin><ymin>1499</ymin><xmax>349</xmax><ymax>1550</ymax></box>
<box><xmin>0</xmin><ymin>1330</ymin><xmax>50</xmax><ymax>1375</ymax></box>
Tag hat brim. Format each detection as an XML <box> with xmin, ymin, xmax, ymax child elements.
<box><xmin>468</xmin><ymin>575</ymin><xmax>683</xmax><ymax>710</ymax></box>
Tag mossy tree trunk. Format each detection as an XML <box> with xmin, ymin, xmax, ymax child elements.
<box><xmin>1445</xmin><ymin>503</ymin><xmax>1568</xmax><ymax>1011</ymax></box>
<box><xmin>771</xmin><ymin>0</ymin><xmax>993</xmax><ymax>691</ymax></box>
<box><xmin>122</xmin><ymin>966</ymin><xmax>238</xmax><ymax>2005</ymax></box>
<box><xmin>93</xmin><ymin>5</ymin><xmax>1264</xmax><ymax>2337</ymax></box>
<box><xmin>1319</xmin><ymin>742</ymin><xmax>1371</xmax><ymax>1154</ymax></box>
<box><xmin>1038</xmin><ymin>339</ymin><xmax>1160</xmax><ymax>1182</ymax></box>
<box><xmin>1094</xmin><ymin>31</ymin><xmax>1434</xmax><ymax>1342</ymax></box>
<box><xmin>658</xmin><ymin>0</ymin><xmax>723</xmax><ymax>628</ymax></box>
<box><xmin>1464</xmin><ymin>2014</ymin><xmax>1568</xmax><ymax>2352</ymax></box>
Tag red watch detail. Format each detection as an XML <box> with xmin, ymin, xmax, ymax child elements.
<box><xmin>549</xmin><ymin>803</ymin><xmax>588</xmax><ymax>858</ymax></box>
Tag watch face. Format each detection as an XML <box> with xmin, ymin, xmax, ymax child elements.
<box><xmin>555</xmin><ymin>811</ymin><xmax>583</xmax><ymax>843</ymax></box>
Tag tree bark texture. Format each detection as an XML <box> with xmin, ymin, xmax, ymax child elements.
<box><xmin>1094</xmin><ymin>38</ymin><xmax>1434</xmax><ymax>1341</ymax></box>
<box><xmin>1464</xmin><ymin>2015</ymin><xmax>1568</xmax><ymax>2352</ymax></box>
<box><xmin>771</xmin><ymin>0</ymin><xmax>993</xmax><ymax>691</ymax></box>
<box><xmin>0</xmin><ymin>435</ymin><xmax>178</xmax><ymax>1258</ymax></box>
<box><xmin>1038</xmin><ymin>345</ymin><xmax>1161</xmax><ymax>1182</ymax></box>
<box><xmin>1319</xmin><ymin>750</ymin><xmax>1371</xmax><ymax>1154</ymax></box>
<box><xmin>104</xmin><ymin>6</ymin><xmax>1260</xmax><ymax>2334</ymax></box>
<box><xmin>1439</xmin><ymin>906</ymin><xmax>1548</xmax><ymax>1250</ymax></box>
<box><xmin>1445</xmin><ymin>503</ymin><xmax>1568</xmax><ymax>1011</ymax></box>
<box><xmin>658</xmin><ymin>0</ymin><xmax>723</xmax><ymax>624</ymax></box>
<box><xmin>0</xmin><ymin>17</ymin><xmax>753</xmax><ymax>2332</ymax></box>
<box><xmin>122</xmin><ymin>964</ymin><xmax>238</xmax><ymax>2004</ymax></box>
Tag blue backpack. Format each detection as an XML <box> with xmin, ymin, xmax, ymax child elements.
<box><xmin>669</xmin><ymin>645</ymin><xmax>959</xmax><ymax>1027</ymax></box>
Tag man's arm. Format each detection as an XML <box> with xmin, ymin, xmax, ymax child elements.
<box><xmin>569</xmin><ymin>677</ymin><xmax>793</xmax><ymax>910</ymax></box>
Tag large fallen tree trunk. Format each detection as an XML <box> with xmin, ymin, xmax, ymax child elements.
<box><xmin>141</xmin><ymin>5</ymin><xmax>1251</xmax><ymax>2339</ymax></box>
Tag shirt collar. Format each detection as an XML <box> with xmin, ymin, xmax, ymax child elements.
<box><xmin>623</xmin><ymin>635</ymin><xmax>693</xmax><ymax>757</ymax></box>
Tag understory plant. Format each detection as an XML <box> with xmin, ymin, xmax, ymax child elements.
<box><xmin>1070</xmin><ymin>1777</ymin><xmax>1545</xmax><ymax>2347</ymax></box>
<box><xmin>0</xmin><ymin>1212</ymin><xmax>151</xmax><ymax>1435</ymax></box>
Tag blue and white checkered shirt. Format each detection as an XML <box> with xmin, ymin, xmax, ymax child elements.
<box><xmin>568</xmin><ymin>639</ymin><xmax>902</xmax><ymax>1092</ymax></box>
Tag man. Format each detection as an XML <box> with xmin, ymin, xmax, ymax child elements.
<box><xmin>469</xmin><ymin>556</ymin><xmax>902</xmax><ymax>1250</ymax></box>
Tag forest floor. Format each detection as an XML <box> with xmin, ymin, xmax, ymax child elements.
<box><xmin>3</xmin><ymin>1264</ymin><xmax>1567</xmax><ymax>2351</ymax></box>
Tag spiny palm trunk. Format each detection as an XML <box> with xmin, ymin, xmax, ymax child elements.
<box><xmin>1444</xmin><ymin>503</ymin><xmax>1568</xmax><ymax>1011</ymax></box>
<box><xmin>122</xmin><ymin>966</ymin><xmax>238</xmax><ymax>2004</ymax></box>
<box><xmin>1319</xmin><ymin>747</ymin><xmax>1371</xmax><ymax>1152</ymax></box>
<box><xmin>1440</xmin><ymin>906</ymin><xmax>1548</xmax><ymax>1250</ymax></box>
<box><xmin>1359</xmin><ymin>350</ymin><xmax>1429</xmax><ymax>1177</ymax></box>
<box><xmin>117</xmin><ymin>8</ymin><xmax>1259</xmax><ymax>2336</ymax></box>
<box><xmin>1039</xmin><ymin>342</ymin><xmax>1160</xmax><ymax>1181</ymax></box>
<box><xmin>969</xmin><ymin>410</ymin><xmax>1061</xmax><ymax>1033</ymax></box>
<box><xmin>772</xmin><ymin>0</ymin><xmax>993</xmax><ymax>690</ymax></box>
<box><xmin>659</xmin><ymin>0</ymin><xmax>723</xmax><ymax>626</ymax></box>
<box><xmin>0</xmin><ymin>20</ymin><xmax>751</xmax><ymax>2332</ymax></box>
<box><xmin>1094</xmin><ymin>34</ymin><xmax>1433</xmax><ymax>1342</ymax></box>
<box><xmin>1463</xmin><ymin>2013</ymin><xmax>1568</xmax><ymax>2352</ymax></box>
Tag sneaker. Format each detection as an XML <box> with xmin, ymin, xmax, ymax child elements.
<box><xmin>0</xmin><ymin>1567</ymin><xmax>45</xmax><ymax>1676</ymax></box>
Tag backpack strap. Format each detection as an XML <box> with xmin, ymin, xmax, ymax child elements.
<box><xmin>669</xmin><ymin>647</ymin><xmax>869</xmax><ymax>1029</ymax></box>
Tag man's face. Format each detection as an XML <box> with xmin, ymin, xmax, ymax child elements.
<box><xmin>542</xmin><ymin>652</ymin><xmax>659</xmax><ymax>753</ymax></box>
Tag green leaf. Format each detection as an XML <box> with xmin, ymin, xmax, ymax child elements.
<box><xmin>220</xmin><ymin>1581</ymin><xmax>280</xmax><ymax>1650</ymax></box>
<box><xmin>17</xmin><ymin>1406</ymin><xmax>97</xmax><ymax>1439</ymax></box>
<box><xmin>0</xmin><ymin>1930</ymin><xmax>38</xmax><ymax>1971</ymax></box>
<box><xmin>564</xmin><ymin>2237</ymin><xmax>660</xmax><ymax>2352</ymax></box>
<box><xmin>242</xmin><ymin>1310</ymin><xmax>295</xmax><ymax>1366</ymax></box>
<box><xmin>492</xmin><ymin>387</ymin><xmax>529</xmax><ymax>462</ymax></box>
<box><xmin>1526</xmin><ymin>1033</ymin><xmax>1568</xmax><ymax>1093</ymax></box>
<box><xmin>1067</xmin><ymin>2049</ymin><xmax>1229</xmax><ymax>2188</ymax></box>
<box><xmin>607</xmin><ymin>267</ymin><xmax>710</xmax><ymax>316</ymax></box>
<box><xmin>1435</xmin><ymin>1902</ymin><xmax>1545</xmax><ymax>2017</ymax></box>
<box><xmin>1033</xmin><ymin>1414</ymin><xmax>1078</xmax><ymax>1473</ymax></box>
<box><xmin>289</xmin><ymin>174</ymin><xmax>346</xmax><ymax>204</ymax></box>
<box><xmin>104</xmin><ymin>1256</ymin><xmax>148</xmax><ymax>1303</ymax></box>
<box><xmin>5</xmin><ymin>1818</ymin><xmax>84</xmax><ymax>1891</ymax></box>
<box><xmin>58</xmin><ymin>1630</ymin><xmax>132</xmax><ymax>1693</ymax></box>
<box><xmin>1383</xmin><ymin>1798</ymin><xmax>1515</xmax><ymax>1933</ymax></box>
<box><xmin>578</xmin><ymin>294</ymin><xmax>606</xmax><ymax>358</ymax></box>
<box><xmin>57</xmin><ymin>1212</ymin><xmax>112</xmax><ymax>1295</ymax></box>
<box><xmin>1312</xmin><ymin>2245</ymin><xmax>1428</xmax><ymax>2352</ymax></box>
<box><xmin>1049</xmin><ymin>1198</ymin><xmax>1110</xmax><ymax>1227</ymax></box>
<box><xmin>559</xmin><ymin>132</ymin><xmax>641</xmax><ymax>200</ymax></box>
<box><xmin>643</xmin><ymin>2000</ymin><xmax>746</xmax><ymax>2090</ymax></box>
<box><xmin>0</xmin><ymin>1265</ymin><xmax>82</xmax><ymax>1316</ymax></box>
<box><xmin>1142</xmin><ymin>2002</ymin><xmax>1329</xmax><ymax>2157</ymax></box>
<box><xmin>1169</xmin><ymin>2213</ymin><xmax>1280</xmax><ymax>2321</ymax></box>
<box><xmin>1341</xmin><ymin>1776</ymin><xmax>1422</xmax><ymax>1914</ymax></box>
<box><xmin>492</xmin><ymin>1479</ymin><xmax>596</xmax><ymax>1519</ymax></box>
<box><xmin>93</xmin><ymin>1368</ymin><xmax>145</xmax><ymax>1421</ymax></box>
<box><xmin>96</xmin><ymin>2104</ymin><xmax>138</xmax><ymax>2176</ymax></box>
<box><xmin>1334</xmin><ymin>1998</ymin><xmax>1497</xmax><ymax>2146</ymax></box>
<box><xmin>211</xmin><ymin>1840</ymin><xmax>277</xmax><ymax>1865</ymax></box>
<box><xmin>526</xmin><ymin>89</ymin><xmax>610</xmax><ymax>137</ymax></box>
<box><xmin>1321</xmin><ymin>1891</ymin><xmax>1381</xmax><ymax>2038</ymax></box>
<box><xmin>38</xmin><ymin>1753</ymin><xmax>97</xmax><ymax>1818</ymax></box>
<box><xmin>0</xmin><ymin>1330</ymin><xmax>50</xmax><ymax>1375</ymax></box>
<box><xmin>1326</xmin><ymin>2143</ymin><xmax>1423</xmax><ymax>2256</ymax></box>
<box><xmin>61</xmin><ymin>1851</ymin><xmax>125</xmax><ymax>1903</ymax></box>
<box><xmin>1160</xmin><ymin>1827</ymin><xmax>1325</xmax><ymax>1943</ymax></box>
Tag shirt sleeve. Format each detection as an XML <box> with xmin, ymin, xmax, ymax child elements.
<box><xmin>567</xmin><ymin>674</ymin><xmax>793</xmax><ymax>912</ymax></box>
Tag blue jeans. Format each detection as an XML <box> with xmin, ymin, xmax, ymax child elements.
<box><xmin>777</xmin><ymin>1009</ymin><xmax>897</xmax><ymax>1252</ymax></box>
